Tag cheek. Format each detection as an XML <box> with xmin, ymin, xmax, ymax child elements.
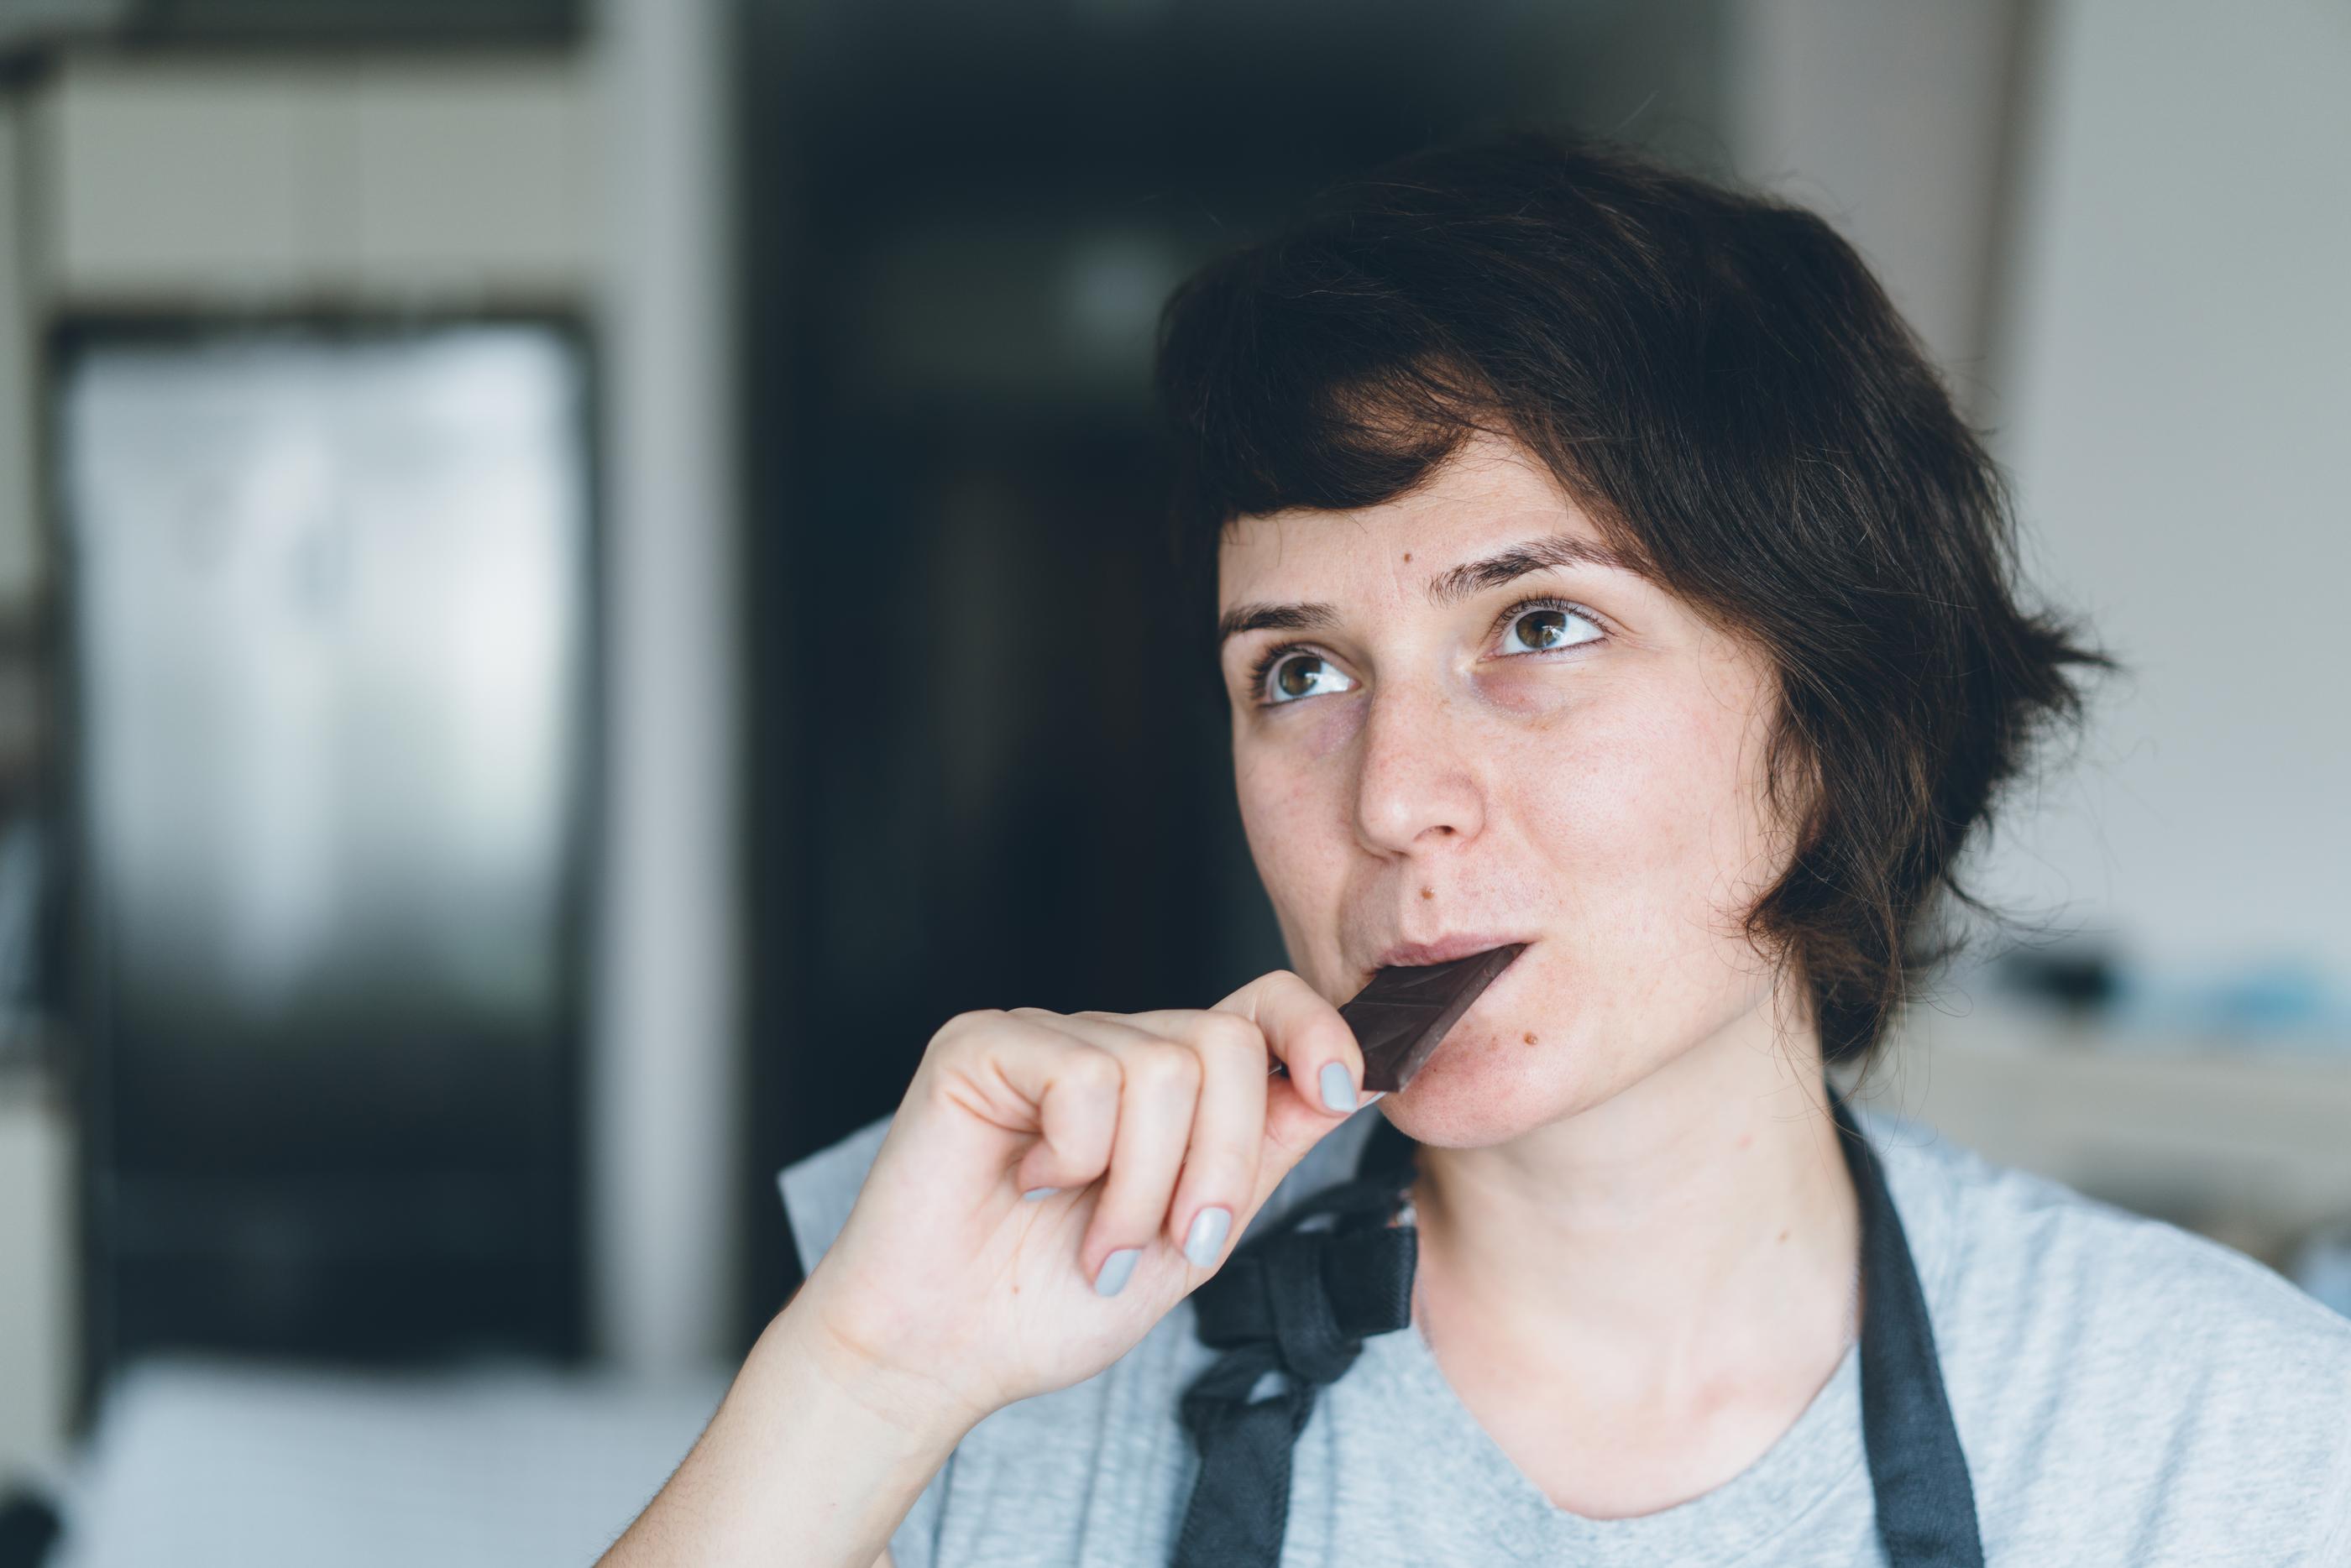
<box><xmin>1233</xmin><ymin>698</ymin><xmax>1361</xmax><ymax>848</ymax></box>
<box><xmin>1399</xmin><ymin>704</ymin><xmax>1780</xmax><ymax>1141</ymax></box>
<box><xmin>1506</xmin><ymin>704</ymin><xmax>1722</xmax><ymax>893</ymax></box>
<box><xmin>1500</xmin><ymin>680</ymin><xmax>1780</xmax><ymax>980</ymax></box>
<box><xmin>1233</xmin><ymin>740</ymin><xmax>1342</xmax><ymax>913</ymax></box>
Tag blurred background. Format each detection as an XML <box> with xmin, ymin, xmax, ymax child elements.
<box><xmin>0</xmin><ymin>0</ymin><xmax>2342</xmax><ymax>1562</ymax></box>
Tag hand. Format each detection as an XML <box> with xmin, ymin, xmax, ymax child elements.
<box><xmin>788</xmin><ymin>969</ymin><xmax>1380</xmax><ymax>1438</ymax></box>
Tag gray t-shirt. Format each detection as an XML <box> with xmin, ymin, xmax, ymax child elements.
<box><xmin>778</xmin><ymin>1100</ymin><xmax>2351</xmax><ymax>1565</ymax></box>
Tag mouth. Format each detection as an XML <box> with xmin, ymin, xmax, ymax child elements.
<box><xmin>1369</xmin><ymin>932</ymin><xmax>1537</xmax><ymax>975</ymax></box>
<box><xmin>1275</xmin><ymin>940</ymin><xmax>1533</xmax><ymax>1091</ymax></box>
<box><xmin>1344</xmin><ymin>942</ymin><xmax>1530</xmax><ymax>1093</ymax></box>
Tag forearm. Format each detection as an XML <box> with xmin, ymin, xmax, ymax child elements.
<box><xmin>600</xmin><ymin>1296</ymin><xmax>977</xmax><ymax>1568</ymax></box>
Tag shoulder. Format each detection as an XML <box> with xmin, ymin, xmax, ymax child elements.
<box><xmin>1857</xmin><ymin>1105</ymin><xmax>2351</xmax><ymax>1552</ymax></box>
<box><xmin>1862</xmin><ymin>1101</ymin><xmax>2351</xmax><ymax>1366</ymax></box>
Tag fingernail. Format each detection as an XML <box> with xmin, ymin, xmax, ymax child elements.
<box><xmin>1319</xmin><ymin>1061</ymin><xmax>1355</xmax><ymax>1113</ymax></box>
<box><xmin>1022</xmin><ymin>1186</ymin><xmax>1060</xmax><ymax>1201</ymax></box>
<box><xmin>1183</xmin><ymin>1206</ymin><xmax>1232</xmax><ymax>1268</ymax></box>
<box><xmin>1094</xmin><ymin>1247</ymin><xmax>1140</xmax><ymax>1297</ymax></box>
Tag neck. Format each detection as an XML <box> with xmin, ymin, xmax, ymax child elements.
<box><xmin>1408</xmin><ymin>1006</ymin><xmax>1859</xmax><ymax>1403</ymax></box>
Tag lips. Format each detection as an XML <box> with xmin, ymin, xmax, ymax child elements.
<box><xmin>1344</xmin><ymin>943</ymin><xmax>1529</xmax><ymax>1092</ymax></box>
<box><xmin>1370</xmin><ymin>933</ymin><xmax>1536</xmax><ymax>972</ymax></box>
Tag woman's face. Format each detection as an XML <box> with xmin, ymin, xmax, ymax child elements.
<box><xmin>1218</xmin><ymin>431</ymin><xmax>1805</xmax><ymax>1147</ymax></box>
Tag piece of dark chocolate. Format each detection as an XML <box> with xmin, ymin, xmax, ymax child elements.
<box><xmin>1269</xmin><ymin>944</ymin><xmax>1526</xmax><ymax>1094</ymax></box>
<box><xmin>1343</xmin><ymin>944</ymin><xmax>1526</xmax><ymax>1090</ymax></box>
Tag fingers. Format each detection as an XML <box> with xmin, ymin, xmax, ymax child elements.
<box><xmin>1060</xmin><ymin>1015</ymin><xmax>1199</xmax><ymax>1293</ymax></box>
<box><xmin>926</xmin><ymin>1009</ymin><xmax>1122</xmax><ymax>1193</ymax></box>
<box><xmin>1021</xmin><ymin>1008</ymin><xmax>1263</xmax><ymax>1286</ymax></box>
<box><xmin>930</xmin><ymin>973</ymin><xmax>1371</xmax><ymax>1298</ymax></box>
<box><xmin>1126</xmin><ymin>970</ymin><xmax>1363</xmax><ymax>1124</ymax></box>
<box><xmin>1113</xmin><ymin>970</ymin><xmax>1370</xmax><ymax>1238</ymax></box>
<box><xmin>1207</xmin><ymin>970</ymin><xmax>1370</xmax><ymax>1200</ymax></box>
<box><xmin>1146</xmin><ymin>1011</ymin><xmax>1267</xmax><ymax>1273</ymax></box>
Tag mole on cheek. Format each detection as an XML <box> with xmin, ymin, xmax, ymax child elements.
<box><xmin>1521</xmin><ymin>1032</ymin><xmax>1537</xmax><ymax>1047</ymax></box>
<box><xmin>1419</xmin><ymin>886</ymin><xmax>1434</xmax><ymax>901</ymax></box>
<box><xmin>1402</xmin><ymin>552</ymin><xmax>1412</xmax><ymax>562</ymax></box>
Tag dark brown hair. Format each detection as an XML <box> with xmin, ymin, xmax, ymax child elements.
<box><xmin>1154</xmin><ymin>125</ymin><xmax>2113</xmax><ymax>1073</ymax></box>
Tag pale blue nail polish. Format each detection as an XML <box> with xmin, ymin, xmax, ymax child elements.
<box><xmin>1022</xmin><ymin>1186</ymin><xmax>1060</xmax><ymax>1201</ymax></box>
<box><xmin>1184</xmin><ymin>1206</ymin><xmax>1233</xmax><ymax>1268</ymax></box>
<box><xmin>1319</xmin><ymin>1061</ymin><xmax>1355</xmax><ymax>1112</ymax></box>
<box><xmin>1095</xmin><ymin>1248</ymin><xmax>1140</xmax><ymax>1296</ymax></box>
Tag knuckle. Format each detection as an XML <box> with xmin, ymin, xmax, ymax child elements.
<box><xmin>932</xmin><ymin>1007</ymin><xmax>1004</xmax><ymax>1049</ymax></box>
<box><xmin>1194</xmin><ymin>1011</ymin><xmax>1264</xmax><ymax>1058</ymax></box>
<box><xmin>1129</xmin><ymin>1043</ymin><xmax>1202</xmax><ymax>1096</ymax></box>
<box><xmin>1069</xmin><ymin>1048</ymin><xmax>1122</xmax><ymax>1093</ymax></box>
<box><xmin>1263</xmin><ymin>1118</ymin><xmax>1312</xmax><ymax>1163</ymax></box>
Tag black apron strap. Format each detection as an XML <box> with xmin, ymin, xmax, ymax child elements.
<box><xmin>1827</xmin><ymin>1082</ymin><xmax>1987</xmax><ymax>1566</ymax></box>
<box><xmin>1172</xmin><ymin>1125</ymin><xmax>1417</xmax><ymax>1565</ymax></box>
<box><xmin>1174</xmin><ymin>1089</ymin><xmax>1984</xmax><ymax>1566</ymax></box>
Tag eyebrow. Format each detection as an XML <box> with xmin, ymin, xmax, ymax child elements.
<box><xmin>1216</xmin><ymin>532</ymin><xmax>1641</xmax><ymax>645</ymax></box>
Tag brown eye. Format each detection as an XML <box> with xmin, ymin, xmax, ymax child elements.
<box><xmin>1521</xmin><ymin>609</ymin><xmax>1568</xmax><ymax>648</ymax></box>
<box><xmin>1500</xmin><ymin>603</ymin><xmax>1601</xmax><ymax>656</ymax></box>
<box><xmin>1263</xmin><ymin>651</ymin><xmax>1356</xmax><ymax>705</ymax></box>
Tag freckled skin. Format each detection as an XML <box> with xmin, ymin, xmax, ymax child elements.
<box><xmin>1218</xmin><ymin>432</ymin><xmax>1797</xmax><ymax>1150</ymax></box>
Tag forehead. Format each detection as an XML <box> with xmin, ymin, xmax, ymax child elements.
<box><xmin>1216</xmin><ymin>433</ymin><xmax>1606</xmax><ymax>602</ymax></box>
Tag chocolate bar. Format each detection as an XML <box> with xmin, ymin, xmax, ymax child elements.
<box><xmin>1269</xmin><ymin>944</ymin><xmax>1526</xmax><ymax>1094</ymax></box>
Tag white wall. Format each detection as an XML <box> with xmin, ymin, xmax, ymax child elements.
<box><xmin>1730</xmin><ymin>0</ymin><xmax>2351</xmax><ymax>997</ymax></box>
<box><xmin>1728</xmin><ymin>0</ymin><xmax>2027</xmax><ymax>410</ymax></box>
<box><xmin>1970</xmin><ymin>0</ymin><xmax>2351</xmax><ymax>981</ymax></box>
<box><xmin>589</xmin><ymin>0</ymin><xmax>745</xmax><ymax>1373</ymax></box>
<box><xmin>0</xmin><ymin>86</ymin><xmax>74</xmax><ymax>1486</ymax></box>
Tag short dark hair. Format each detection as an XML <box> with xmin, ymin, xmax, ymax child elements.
<box><xmin>1154</xmin><ymin>124</ymin><xmax>2113</xmax><ymax>1074</ymax></box>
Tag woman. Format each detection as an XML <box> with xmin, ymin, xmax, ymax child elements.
<box><xmin>605</xmin><ymin>129</ymin><xmax>2351</xmax><ymax>1565</ymax></box>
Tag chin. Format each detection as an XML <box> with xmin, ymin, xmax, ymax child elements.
<box><xmin>1375</xmin><ymin>1025</ymin><xmax>1594</xmax><ymax>1147</ymax></box>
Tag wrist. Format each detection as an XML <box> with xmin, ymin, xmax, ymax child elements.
<box><xmin>600</xmin><ymin>1288</ymin><xmax>980</xmax><ymax>1567</ymax></box>
<box><xmin>776</xmin><ymin>1284</ymin><xmax>990</xmax><ymax>1461</ymax></box>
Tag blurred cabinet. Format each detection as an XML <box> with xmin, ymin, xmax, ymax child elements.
<box><xmin>37</xmin><ymin>56</ymin><xmax>597</xmax><ymax>306</ymax></box>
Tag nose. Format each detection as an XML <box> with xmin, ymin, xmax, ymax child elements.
<box><xmin>1352</xmin><ymin>679</ymin><xmax>1487</xmax><ymax>855</ymax></box>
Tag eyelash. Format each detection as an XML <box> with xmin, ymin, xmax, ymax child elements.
<box><xmin>1245</xmin><ymin>594</ymin><xmax>1611</xmax><ymax>708</ymax></box>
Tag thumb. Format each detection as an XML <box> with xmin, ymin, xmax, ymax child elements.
<box><xmin>1211</xmin><ymin>969</ymin><xmax>1379</xmax><ymax>1218</ymax></box>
